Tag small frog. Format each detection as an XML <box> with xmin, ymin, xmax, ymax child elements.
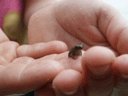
<box><xmin>68</xmin><ymin>43</ymin><xmax>84</xmax><ymax>59</ymax></box>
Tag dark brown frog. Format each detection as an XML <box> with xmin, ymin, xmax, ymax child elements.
<box><xmin>68</xmin><ymin>43</ymin><xmax>84</xmax><ymax>59</ymax></box>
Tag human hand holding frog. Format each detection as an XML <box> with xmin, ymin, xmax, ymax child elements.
<box><xmin>25</xmin><ymin>0</ymin><xmax>128</xmax><ymax>96</ymax></box>
<box><xmin>0</xmin><ymin>28</ymin><xmax>116</xmax><ymax>96</ymax></box>
<box><xmin>0</xmin><ymin>29</ymin><xmax>68</xmax><ymax>95</ymax></box>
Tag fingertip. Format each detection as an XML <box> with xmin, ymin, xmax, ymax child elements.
<box><xmin>82</xmin><ymin>46</ymin><xmax>116</xmax><ymax>75</ymax></box>
<box><xmin>82</xmin><ymin>46</ymin><xmax>116</xmax><ymax>66</ymax></box>
<box><xmin>82</xmin><ymin>46</ymin><xmax>115</xmax><ymax>96</ymax></box>
<box><xmin>52</xmin><ymin>69</ymin><xmax>82</xmax><ymax>95</ymax></box>
<box><xmin>17</xmin><ymin>41</ymin><xmax>68</xmax><ymax>58</ymax></box>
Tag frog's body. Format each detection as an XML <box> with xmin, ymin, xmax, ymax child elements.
<box><xmin>68</xmin><ymin>44</ymin><xmax>83</xmax><ymax>59</ymax></box>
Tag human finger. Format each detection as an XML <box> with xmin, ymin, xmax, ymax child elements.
<box><xmin>112</xmin><ymin>55</ymin><xmax>128</xmax><ymax>96</ymax></box>
<box><xmin>82</xmin><ymin>46</ymin><xmax>116</xmax><ymax>96</ymax></box>
<box><xmin>52</xmin><ymin>69</ymin><xmax>83</xmax><ymax>96</ymax></box>
<box><xmin>17</xmin><ymin>40</ymin><xmax>68</xmax><ymax>58</ymax></box>
<box><xmin>0</xmin><ymin>57</ymin><xmax>63</xmax><ymax>95</ymax></box>
<box><xmin>98</xmin><ymin>2</ymin><xmax>128</xmax><ymax>54</ymax></box>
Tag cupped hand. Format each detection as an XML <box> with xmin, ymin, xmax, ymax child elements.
<box><xmin>27</xmin><ymin>0</ymin><xmax>128</xmax><ymax>96</ymax></box>
<box><xmin>0</xmin><ymin>29</ymin><xmax>68</xmax><ymax>95</ymax></box>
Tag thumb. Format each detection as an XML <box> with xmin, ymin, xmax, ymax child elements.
<box><xmin>98</xmin><ymin>3</ymin><xmax>128</xmax><ymax>54</ymax></box>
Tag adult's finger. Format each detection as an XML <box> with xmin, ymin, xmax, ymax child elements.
<box><xmin>112</xmin><ymin>55</ymin><xmax>128</xmax><ymax>96</ymax></box>
<box><xmin>0</xmin><ymin>57</ymin><xmax>63</xmax><ymax>95</ymax></box>
<box><xmin>82</xmin><ymin>46</ymin><xmax>116</xmax><ymax>96</ymax></box>
<box><xmin>17</xmin><ymin>40</ymin><xmax>68</xmax><ymax>58</ymax></box>
<box><xmin>52</xmin><ymin>69</ymin><xmax>84</xmax><ymax>96</ymax></box>
<box><xmin>98</xmin><ymin>2</ymin><xmax>128</xmax><ymax>54</ymax></box>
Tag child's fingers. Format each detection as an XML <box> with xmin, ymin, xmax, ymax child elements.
<box><xmin>17</xmin><ymin>41</ymin><xmax>68</xmax><ymax>58</ymax></box>
<box><xmin>112</xmin><ymin>55</ymin><xmax>128</xmax><ymax>96</ymax></box>
<box><xmin>0</xmin><ymin>57</ymin><xmax>63</xmax><ymax>95</ymax></box>
<box><xmin>82</xmin><ymin>46</ymin><xmax>116</xmax><ymax>96</ymax></box>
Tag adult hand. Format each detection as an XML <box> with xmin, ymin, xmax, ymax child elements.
<box><xmin>0</xmin><ymin>29</ymin><xmax>67</xmax><ymax>95</ymax></box>
<box><xmin>27</xmin><ymin>0</ymin><xmax>128</xmax><ymax>96</ymax></box>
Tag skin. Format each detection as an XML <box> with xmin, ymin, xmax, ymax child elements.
<box><xmin>0</xmin><ymin>29</ymin><xmax>68</xmax><ymax>95</ymax></box>
<box><xmin>24</xmin><ymin>0</ymin><xmax>128</xmax><ymax>96</ymax></box>
<box><xmin>0</xmin><ymin>0</ymin><xmax>128</xmax><ymax>96</ymax></box>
